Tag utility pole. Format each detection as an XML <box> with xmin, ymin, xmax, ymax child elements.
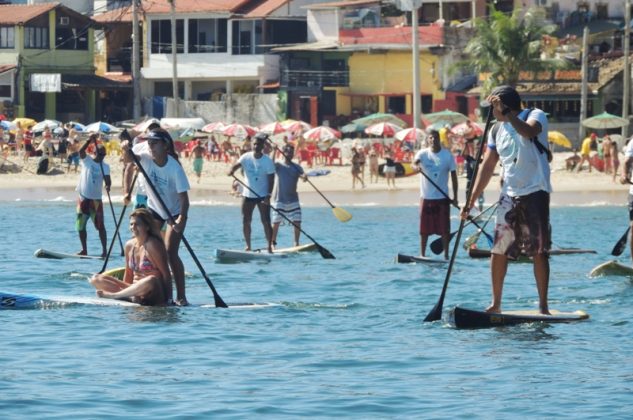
<box><xmin>169</xmin><ymin>0</ymin><xmax>179</xmax><ymax>117</ymax></box>
<box><xmin>623</xmin><ymin>0</ymin><xmax>631</xmax><ymax>139</ymax></box>
<box><xmin>132</xmin><ymin>0</ymin><xmax>141</xmax><ymax>119</ymax></box>
<box><xmin>579</xmin><ymin>26</ymin><xmax>589</xmax><ymax>144</ymax></box>
<box><xmin>396</xmin><ymin>0</ymin><xmax>423</xmax><ymax>133</ymax></box>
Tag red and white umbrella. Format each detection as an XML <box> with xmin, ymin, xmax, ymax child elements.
<box><xmin>451</xmin><ymin>121</ymin><xmax>483</xmax><ymax>137</ymax></box>
<box><xmin>222</xmin><ymin>123</ymin><xmax>257</xmax><ymax>139</ymax></box>
<box><xmin>132</xmin><ymin>118</ymin><xmax>161</xmax><ymax>133</ymax></box>
<box><xmin>259</xmin><ymin>121</ymin><xmax>287</xmax><ymax>136</ymax></box>
<box><xmin>281</xmin><ymin>119</ymin><xmax>311</xmax><ymax>133</ymax></box>
<box><xmin>303</xmin><ymin>125</ymin><xmax>341</xmax><ymax>142</ymax></box>
<box><xmin>201</xmin><ymin>122</ymin><xmax>225</xmax><ymax>133</ymax></box>
<box><xmin>395</xmin><ymin>127</ymin><xmax>426</xmax><ymax>142</ymax></box>
<box><xmin>364</xmin><ymin>122</ymin><xmax>402</xmax><ymax>137</ymax></box>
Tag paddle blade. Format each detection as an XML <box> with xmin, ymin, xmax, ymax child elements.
<box><xmin>429</xmin><ymin>237</ymin><xmax>445</xmax><ymax>255</ymax></box>
<box><xmin>214</xmin><ymin>293</ymin><xmax>229</xmax><ymax>308</ymax></box>
<box><xmin>423</xmin><ymin>301</ymin><xmax>443</xmax><ymax>322</ymax></box>
<box><xmin>332</xmin><ymin>207</ymin><xmax>352</xmax><ymax>222</ymax></box>
<box><xmin>463</xmin><ymin>231</ymin><xmax>481</xmax><ymax>250</ymax></box>
<box><xmin>316</xmin><ymin>244</ymin><xmax>336</xmax><ymax>259</ymax></box>
<box><xmin>611</xmin><ymin>227</ymin><xmax>630</xmax><ymax>256</ymax></box>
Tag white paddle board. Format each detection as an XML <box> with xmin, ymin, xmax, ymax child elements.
<box><xmin>396</xmin><ymin>253</ymin><xmax>447</xmax><ymax>264</ymax></box>
<box><xmin>589</xmin><ymin>260</ymin><xmax>633</xmax><ymax>277</ymax></box>
<box><xmin>34</xmin><ymin>248</ymin><xmax>104</xmax><ymax>260</ymax></box>
<box><xmin>214</xmin><ymin>243</ymin><xmax>317</xmax><ymax>263</ymax></box>
<box><xmin>449</xmin><ymin>306</ymin><xmax>590</xmax><ymax>329</ymax></box>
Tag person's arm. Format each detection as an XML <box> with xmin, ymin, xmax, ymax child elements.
<box><xmin>462</xmin><ymin>147</ymin><xmax>499</xmax><ymax>216</ymax></box>
<box><xmin>227</xmin><ymin>162</ymin><xmax>242</xmax><ymax>176</ymax></box>
<box><xmin>123</xmin><ymin>162</ymin><xmax>135</xmax><ymax>205</ymax></box>
<box><xmin>145</xmin><ymin>237</ymin><xmax>172</xmax><ymax>285</ymax></box>
<box><xmin>266</xmin><ymin>173</ymin><xmax>275</xmax><ymax>200</ymax></box>
<box><xmin>450</xmin><ymin>170</ymin><xmax>458</xmax><ymax>207</ymax></box>
<box><xmin>103</xmin><ymin>174</ymin><xmax>112</xmax><ymax>192</ymax></box>
<box><xmin>621</xmin><ymin>154</ymin><xmax>633</xmax><ymax>184</ymax></box>
<box><xmin>78</xmin><ymin>137</ymin><xmax>93</xmax><ymax>159</ymax></box>
<box><xmin>173</xmin><ymin>191</ymin><xmax>189</xmax><ymax>233</ymax></box>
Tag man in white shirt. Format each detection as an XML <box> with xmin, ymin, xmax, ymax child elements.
<box><xmin>461</xmin><ymin>85</ymin><xmax>551</xmax><ymax>315</ymax></box>
<box><xmin>76</xmin><ymin>135</ymin><xmax>111</xmax><ymax>257</ymax></box>
<box><xmin>619</xmin><ymin>137</ymin><xmax>633</xmax><ymax>261</ymax></box>
<box><xmin>412</xmin><ymin>130</ymin><xmax>458</xmax><ymax>259</ymax></box>
<box><xmin>228</xmin><ymin>133</ymin><xmax>276</xmax><ymax>253</ymax></box>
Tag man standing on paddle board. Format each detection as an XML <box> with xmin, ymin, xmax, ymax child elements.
<box><xmin>412</xmin><ymin>130</ymin><xmax>458</xmax><ymax>259</ymax></box>
<box><xmin>619</xmin><ymin>137</ymin><xmax>633</xmax><ymax>260</ymax></box>
<box><xmin>76</xmin><ymin>135</ymin><xmax>111</xmax><ymax>257</ymax></box>
<box><xmin>461</xmin><ymin>85</ymin><xmax>551</xmax><ymax>314</ymax></box>
<box><xmin>228</xmin><ymin>133</ymin><xmax>276</xmax><ymax>253</ymax></box>
<box><xmin>124</xmin><ymin>129</ymin><xmax>191</xmax><ymax>306</ymax></box>
<box><xmin>271</xmin><ymin>144</ymin><xmax>307</xmax><ymax>248</ymax></box>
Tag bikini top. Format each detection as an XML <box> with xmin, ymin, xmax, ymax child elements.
<box><xmin>129</xmin><ymin>246</ymin><xmax>156</xmax><ymax>275</ymax></box>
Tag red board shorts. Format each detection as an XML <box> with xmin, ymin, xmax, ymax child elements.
<box><xmin>492</xmin><ymin>190</ymin><xmax>551</xmax><ymax>259</ymax></box>
<box><xmin>419</xmin><ymin>198</ymin><xmax>450</xmax><ymax>235</ymax></box>
<box><xmin>76</xmin><ymin>197</ymin><xmax>105</xmax><ymax>232</ymax></box>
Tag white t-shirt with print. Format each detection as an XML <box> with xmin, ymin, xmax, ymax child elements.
<box><xmin>624</xmin><ymin>140</ymin><xmax>633</xmax><ymax>194</ymax></box>
<box><xmin>76</xmin><ymin>155</ymin><xmax>109</xmax><ymax>200</ymax></box>
<box><xmin>134</xmin><ymin>147</ymin><xmax>190</xmax><ymax>219</ymax></box>
<box><xmin>488</xmin><ymin>108</ymin><xmax>551</xmax><ymax>197</ymax></box>
<box><xmin>238</xmin><ymin>152</ymin><xmax>276</xmax><ymax>198</ymax></box>
<box><xmin>413</xmin><ymin>147</ymin><xmax>456</xmax><ymax>200</ymax></box>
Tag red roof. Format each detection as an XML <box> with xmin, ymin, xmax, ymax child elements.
<box><xmin>0</xmin><ymin>3</ymin><xmax>59</xmax><ymax>25</ymax></box>
<box><xmin>140</xmin><ymin>0</ymin><xmax>251</xmax><ymax>15</ymax></box>
<box><xmin>243</xmin><ymin>0</ymin><xmax>289</xmax><ymax>18</ymax></box>
<box><xmin>93</xmin><ymin>6</ymin><xmax>133</xmax><ymax>24</ymax></box>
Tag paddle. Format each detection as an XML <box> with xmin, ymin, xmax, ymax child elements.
<box><xmin>99</xmin><ymin>160</ymin><xmax>124</xmax><ymax>257</ymax></box>
<box><xmin>424</xmin><ymin>106</ymin><xmax>494</xmax><ymax>322</ymax></box>
<box><xmin>462</xmin><ymin>202</ymin><xmax>499</xmax><ymax>250</ymax></box>
<box><xmin>231</xmin><ymin>175</ymin><xmax>335</xmax><ymax>259</ymax></box>
<box><xmin>99</xmin><ymin>172</ymin><xmax>138</xmax><ymax>274</ymax></box>
<box><xmin>267</xmin><ymin>140</ymin><xmax>352</xmax><ymax>222</ymax></box>
<box><xmin>128</xmin><ymin>151</ymin><xmax>228</xmax><ymax>308</ymax></box>
<box><xmin>429</xmin><ymin>201</ymin><xmax>498</xmax><ymax>255</ymax></box>
<box><xmin>611</xmin><ymin>226</ymin><xmax>630</xmax><ymax>256</ymax></box>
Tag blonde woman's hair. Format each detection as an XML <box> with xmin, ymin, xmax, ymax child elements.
<box><xmin>130</xmin><ymin>208</ymin><xmax>162</xmax><ymax>240</ymax></box>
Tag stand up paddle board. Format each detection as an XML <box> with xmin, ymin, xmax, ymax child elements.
<box><xmin>589</xmin><ymin>260</ymin><xmax>633</xmax><ymax>277</ymax></box>
<box><xmin>34</xmin><ymin>248</ymin><xmax>104</xmax><ymax>260</ymax></box>
<box><xmin>448</xmin><ymin>306</ymin><xmax>590</xmax><ymax>329</ymax></box>
<box><xmin>0</xmin><ymin>291</ymin><xmax>279</xmax><ymax>310</ymax></box>
<box><xmin>468</xmin><ymin>248</ymin><xmax>597</xmax><ymax>260</ymax></box>
<box><xmin>215</xmin><ymin>243</ymin><xmax>317</xmax><ymax>263</ymax></box>
<box><xmin>396</xmin><ymin>253</ymin><xmax>447</xmax><ymax>264</ymax></box>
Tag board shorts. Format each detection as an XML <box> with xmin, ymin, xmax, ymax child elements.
<box><xmin>68</xmin><ymin>153</ymin><xmax>79</xmax><ymax>166</ymax></box>
<box><xmin>491</xmin><ymin>191</ymin><xmax>550</xmax><ymax>258</ymax></box>
<box><xmin>627</xmin><ymin>194</ymin><xmax>633</xmax><ymax>221</ymax></box>
<box><xmin>272</xmin><ymin>201</ymin><xmax>302</xmax><ymax>224</ymax></box>
<box><xmin>148</xmin><ymin>207</ymin><xmax>177</xmax><ymax>232</ymax></box>
<box><xmin>193</xmin><ymin>157</ymin><xmax>203</xmax><ymax>174</ymax></box>
<box><xmin>383</xmin><ymin>165</ymin><xmax>396</xmax><ymax>174</ymax></box>
<box><xmin>76</xmin><ymin>198</ymin><xmax>105</xmax><ymax>232</ymax></box>
<box><xmin>419</xmin><ymin>198</ymin><xmax>450</xmax><ymax>235</ymax></box>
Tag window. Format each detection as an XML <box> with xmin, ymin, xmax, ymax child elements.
<box><xmin>151</xmin><ymin>19</ymin><xmax>184</xmax><ymax>53</ymax></box>
<box><xmin>24</xmin><ymin>27</ymin><xmax>48</xmax><ymax>49</ymax></box>
<box><xmin>56</xmin><ymin>27</ymin><xmax>88</xmax><ymax>50</ymax></box>
<box><xmin>232</xmin><ymin>21</ymin><xmax>253</xmax><ymax>55</ymax></box>
<box><xmin>188</xmin><ymin>19</ymin><xmax>227</xmax><ymax>53</ymax></box>
<box><xmin>0</xmin><ymin>27</ymin><xmax>14</xmax><ymax>49</ymax></box>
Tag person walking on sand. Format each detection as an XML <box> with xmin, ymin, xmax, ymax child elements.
<box><xmin>577</xmin><ymin>133</ymin><xmax>596</xmax><ymax>172</ymax></box>
<box><xmin>271</xmin><ymin>144</ymin><xmax>307</xmax><ymax>248</ymax></box>
<box><xmin>227</xmin><ymin>133</ymin><xmax>276</xmax><ymax>253</ymax></box>
<box><xmin>351</xmin><ymin>147</ymin><xmax>365</xmax><ymax>189</ymax></box>
<box><xmin>383</xmin><ymin>150</ymin><xmax>397</xmax><ymax>189</ymax></box>
<box><xmin>76</xmin><ymin>134</ymin><xmax>111</xmax><ymax>257</ymax></box>
<box><xmin>190</xmin><ymin>140</ymin><xmax>205</xmax><ymax>183</ymax></box>
<box><xmin>90</xmin><ymin>208</ymin><xmax>172</xmax><ymax>306</ymax></box>
<box><xmin>412</xmin><ymin>130</ymin><xmax>458</xmax><ymax>259</ymax></box>
<box><xmin>123</xmin><ymin>129</ymin><xmax>191</xmax><ymax>306</ymax></box>
<box><xmin>368</xmin><ymin>150</ymin><xmax>379</xmax><ymax>183</ymax></box>
<box><xmin>461</xmin><ymin>85</ymin><xmax>551</xmax><ymax>315</ymax></box>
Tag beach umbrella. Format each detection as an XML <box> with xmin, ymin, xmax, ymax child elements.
<box><xmin>352</xmin><ymin>112</ymin><xmax>406</xmax><ymax>128</ymax></box>
<box><xmin>341</xmin><ymin>122</ymin><xmax>366</xmax><ymax>133</ymax></box>
<box><xmin>132</xmin><ymin>118</ymin><xmax>160</xmax><ymax>133</ymax></box>
<box><xmin>259</xmin><ymin>121</ymin><xmax>287</xmax><ymax>136</ymax></box>
<box><xmin>280</xmin><ymin>119</ymin><xmax>311</xmax><ymax>133</ymax></box>
<box><xmin>12</xmin><ymin>117</ymin><xmax>37</xmax><ymax>129</ymax></box>
<box><xmin>395</xmin><ymin>127</ymin><xmax>426</xmax><ymax>142</ymax></box>
<box><xmin>201</xmin><ymin>121</ymin><xmax>225</xmax><ymax>134</ymax></box>
<box><xmin>85</xmin><ymin>121</ymin><xmax>119</xmax><ymax>133</ymax></box>
<box><xmin>581</xmin><ymin>112</ymin><xmax>629</xmax><ymax>129</ymax></box>
<box><xmin>548</xmin><ymin>131</ymin><xmax>572</xmax><ymax>148</ymax></box>
<box><xmin>222</xmin><ymin>123</ymin><xmax>257</xmax><ymax>139</ymax></box>
<box><xmin>67</xmin><ymin>121</ymin><xmax>86</xmax><ymax>131</ymax></box>
<box><xmin>451</xmin><ymin>121</ymin><xmax>484</xmax><ymax>136</ymax></box>
<box><xmin>422</xmin><ymin>109</ymin><xmax>469</xmax><ymax>125</ymax></box>
<box><xmin>32</xmin><ymin>119</ymin><xmax>62</xmax><ymax>132</ymax></box>
<box><xmin>303</xmin><ymin>125</ymin><xmax>341</xmax><ymax>142</ymax></box>
<box><xmin>364</xmin><ymin>122</ymin><xmax>401</xmax><ymax>137</ymax></box>
<box><xmin>0</xmin><ymin>120</ymin><xmax>16</xmax><ymax>130</ymax></box>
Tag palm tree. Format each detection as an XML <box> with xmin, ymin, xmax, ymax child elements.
<box><xmin>459</xmin><ymin>6</ymin><xmax>565</xmax><ymax>94</ymax></box>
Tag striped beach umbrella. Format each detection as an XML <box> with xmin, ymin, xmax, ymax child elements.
<box><xmin>222</xmin><ymin>123</ymin><xmax>257</xmax><ymax>139</ymax></box>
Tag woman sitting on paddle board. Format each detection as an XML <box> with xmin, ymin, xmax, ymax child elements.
<box><xmin>90</xmin><ymin>209</ymin><xmax>171</xmax><ymax>306</ymax></box>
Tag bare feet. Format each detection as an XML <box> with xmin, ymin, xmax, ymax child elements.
<box><xmin>174</xmin><ymin>298</ymin><xmax>189</xmax><ymax>307</ymax></box>
<box><xmin>484</xmin><ymin>305</ymin><xmax>501</xmax><ymax>313</ymax></box>
<box><xmin>76</xmin><ymin>250</ymin><xmax>87</xmax><ymax>256</ymax></box>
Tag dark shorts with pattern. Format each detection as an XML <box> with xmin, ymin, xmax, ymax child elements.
<box><xmin>492</xmin><ymin>190</ymin><xmax>551</xmax><ymax>258</ymax></box>
<box><xmin>419</xmin><ymin>198</ymin><xmax>450</xmax><ymax>235</ymax></box>
<box><xmin>76</xmin><ymin>198</ymin><xmax>104</xmax><ymax>231</ymax></box>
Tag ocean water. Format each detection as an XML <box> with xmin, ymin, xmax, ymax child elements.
<box><xmin>0</xmin><ymin>200</ymin><xmax>631</xmax><ymax>418</ymax></box>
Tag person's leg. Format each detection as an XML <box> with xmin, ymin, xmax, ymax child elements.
<box><xmin>441</xmin><ymin>233</ymin><xmax>450</xmax><ymax>260</ymax></box>
<box><xmin>257</xmin><ymin>201</ymin><xmax>273</xmax><ymax>253</ymax></box>
<box><xmin>76</xmin><ymin>202</ymin><xmax>89</xmax><ymax>255</ymax></box>
<box><xmin>420</xmin><ymin>234</ymin><xmax>428</xmax><ymax>257</ymax></box>
<box><xmin>164</xmin><ymin>225</ymin><xmax>184</xmax><ymax>304</ymax></box>
<box><xmin>271</xmin><ymin>222</ymin><xmax>280</xmax><ymax>247</ymax></box>
<box><xmin>487</xmin><ymin>253</ymin><xmax>508</xmax><ymax>312</ymax></box>
<box><xmin>293</xmin><ymin>221</ymin><xmax>301</xmax><ymax>247</ymax></box>
<box><xmin>90</xmin><ymin>274</ymin><xmax>128</xmax><ymax>293</ymax></box>
<box><xmin>92</xmin><ymin>200</ymin><xmax>107</xmax><ymax>257</ymax></box>
<box><xmin>241</xmin><ymin>198</ymin><xmax>256</xmax><ymax>250</ymax></box>
<box><xmin>533</xmin><ymin>253</ymin><xmax>550</xmax><ymax>314</ymax></box>
<box><xmin>98</xmin><ymin>275</ymin><xmax>166</xmax><ymax>305</ymax></box>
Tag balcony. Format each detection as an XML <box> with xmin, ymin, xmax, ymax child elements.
<box><xmin>281</xmin><ymin>69</ymin><xmax>349</xmax><ymax>88</ymax></box>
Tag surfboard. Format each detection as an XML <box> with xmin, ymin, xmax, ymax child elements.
<box><xmin>448</xmin><ymin>306</ymin><xmax>590</xmax><ymax>329</ymax></box>
<box><xmin>214</xmin><ymin>243</ymin><xmax>317</xmax><ymax>263</ymax></box>
<box><xmin>0</xmin><ymin>291</ymin><xmax>279</xmax><ymax>310</ymax></box>
<box><xmin>468</xmin><ymin>248</ymin><xmax>597</xmax><ymax>260</ymax></box>
<box><xmin>589</xmin><ymin>260</ymin><xmax>633</xmax><ymax>277</ymax></box>
<box><xmin>396</xmin><ymin>253</ymin><xmax>448</xmax><ymax>264</ymax></box>
<box><xmin>378</xmin><ymin>162</ymin><xmax>416</xmax><ymax>178</ymax></box>
<box><xmin>34</xmin><ymin>248</ymin><xmax>104</xmax><ymax>260</ymax></box>
<box><xmin>103</xmin><ymin>267</ymin><xmax>125</xmax><ymax>280</ymax></box>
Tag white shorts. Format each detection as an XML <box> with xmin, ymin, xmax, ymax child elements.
<box><xmin>383</xmin><ymin>166</ymin><xmax>396</xmax><ymax>174</ymax></box>
<box><xmin>272</xmin><ymin>201</ymin><xmax>302</xmax><ymax>224</ymax></box>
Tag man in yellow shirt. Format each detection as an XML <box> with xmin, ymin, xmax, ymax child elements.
<box><xmin>577</xmin><ymin>133</ymin><xmax>596</xmax><ymax>172</ymax></box>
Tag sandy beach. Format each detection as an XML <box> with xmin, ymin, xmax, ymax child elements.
<box><xmin>0</xmin><ymin>151</ymin><xmax>628</xmax><ymax>206</ymax></box>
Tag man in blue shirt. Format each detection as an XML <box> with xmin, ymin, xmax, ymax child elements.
<box><xmin>272</xmin><ymin>144</ymin><xmax>307</xmax><ymax>248</ymax></box>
